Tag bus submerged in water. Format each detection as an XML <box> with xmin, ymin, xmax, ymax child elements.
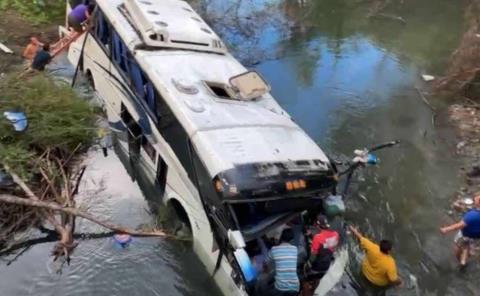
<box><xmin>60</xmin><ymin>0</ymin><xmax>394</xmax><ymax>294</ymax></box>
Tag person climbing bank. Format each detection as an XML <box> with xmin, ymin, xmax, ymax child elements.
<box><xmin>440</xmin><ymin>194</ymin><xmax>480</xmax><ymax>267</ymax></box>
<box><xmin>349</xmin><ymin>225</ymin><xmax>402</xmax><ymax>295</ymax></box>
<box><xmin>31</xmin><ymin>43</ymin><xmax>51</xmax><ymax>71</ymax></box>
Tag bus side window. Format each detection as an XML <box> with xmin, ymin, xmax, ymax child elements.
<box><xmin>111</xmin><ymin>31</ymin><xmax>128</xmax><ymax>73</ymax></box>
<box><xmin>141</xmin><ymin>135</ymin><xmax>156</xmax><ymax>162</ymax></box>
<box><xmin>128</xmin><ymin>57</ymin><xmax>145</xmax><ymax>99</ymax></box>
<box><xmin>95</xmin><ymin>11</ymin><xmax>110</xmax><ymax>46</ymax></box>
<box><xmin>128</xmin><ymin>58</ymin><xmax>157</xmax><ymax>113</ymax></box>
<box><xmin>111</xmin><ymin>31</ymin><xmax>122</xmax><ymax>66</ymax></box>
<box><xmin>144</xmin><ymin>81</ymin><xmax>156</xmax><ymax>113</ymax></box>
<box><xmin>119</xmin><ymin>40</ymin><xmax>128</xmax><ymax>73</ymax></box>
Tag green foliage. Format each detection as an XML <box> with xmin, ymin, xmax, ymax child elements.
<box><xmin>0</xmin><ymin>73</ymin><xmax>96</xmax><ymax>178</ymax></box>
<box><xmin>0</xmin><ymin>0</ymin><xmax>65</xmax><ymax>24</ymax></box>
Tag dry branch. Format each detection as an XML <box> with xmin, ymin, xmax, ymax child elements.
<box><xmin>0</xmin><ymin>194</ymin><xmax>168</xmax><ymax>238</ymax></box>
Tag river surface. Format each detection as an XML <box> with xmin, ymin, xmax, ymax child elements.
<box><xmin>0</xmin><ymin>0</ymin><xmax>475</xmax><ymax>295</ymax></box>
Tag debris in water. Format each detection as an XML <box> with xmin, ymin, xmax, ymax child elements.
<box><xmin>0</xmin><ymin>42</ymin><xmax>13</xmax><ymax>54</ymax></box>
<box><xmin>421</xmin><ymin>74</ymin><xmax>435</xmax><ymax>82</ymax></box>
<box><xmin>358</xmin><ymin>193</ymin><xmax>369</xmax><ymax>202</ymax></box>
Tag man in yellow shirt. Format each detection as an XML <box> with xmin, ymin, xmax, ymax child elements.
<box><xmin>349</xmin><ymin>225</ymin><xmax>402</xmax><ymax>295</ymax></box>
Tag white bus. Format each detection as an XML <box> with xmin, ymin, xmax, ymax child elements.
<box><xmin>63</xmin><ymin>0</ymin><xmax>348</xmax><ymax>294</ymax></box>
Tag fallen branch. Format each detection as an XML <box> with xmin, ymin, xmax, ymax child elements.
<box><xmin>415</xmin><ymin>87</ymin><xmax>436</xmax><ymax>112</ymax></box>
<box><xmin>368</xmin><ymin>13</ymin><xmax>407</xmax><ymax>24</ymax></box>
<box><xmin>461</xmin><ymin>95</ymin><xmax>480</xmax><ymax>108</ymax></box>
<box><xmin>414</xmin><ymin>87</ymin><xmax>437</xmax><ymax>127</ymax></box>
<box><xmin>0</xmin><ymin>194</ymin><xmax>168</xmax><ymax>238</ymax></box>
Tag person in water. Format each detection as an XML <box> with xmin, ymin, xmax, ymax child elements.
<box><xmin>440</xmin><ymin>194</ymin><xmax>480</xmax><ymax>267</ymax></box>
<box><xmin>301</xmin><ymin>215</ymin><xmax>339</xmax><ymax>296</ymax></box>
<box><xmin>113</xmin><ymin>232</ymin><xmax>132</xmax><ymax>248</ymax></box>
<box><xmin>349</xmin><ymin>225</ymin><xmax>402</xmax><ymax>295</ymax></box>
<box><xmin>68</xmin><ymin>3</ymin><xmax>95</xmax><ymax>32</ymax></box>
<box><xmin>263</xmin><ymin>228</ymin><xmax>300</xmax><ymax>296</ymax></box>
<box><xmin>301</xmin><ymin>214</ymin><xmax>340</xmax><ymax>296</ymax></box>
<box><xmin>31</xmin><ymin>43</ymin><xmax>51</xmax><ymax>71</ymax></box>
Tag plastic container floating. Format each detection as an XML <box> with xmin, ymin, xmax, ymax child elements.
<box><xmin>113</xmin><ymin>233</ymin><xmax>132</xmax><ymax>247</ymax></box>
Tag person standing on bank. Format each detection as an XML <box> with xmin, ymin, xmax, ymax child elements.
<box><xmin>264</xmin><ymin>228</ymin><xmax>300</xmax><ymax>296</ymax></box>
<box><xmin>440</xmin><ymin>194</ymin><xmax>480</xmax><ymax>267</ymax></box>
<box><xmin>349</xmin><ymin>225</ymin><xmax>402</xmax><ymax>295</ymax></box>
<box><xmin>68</xmin><ymin>3</ymin><xmax>95</xmax><ymax>32</ymax></box>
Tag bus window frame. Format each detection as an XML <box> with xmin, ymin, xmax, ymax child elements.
<box><xmin>90</xmin><ymin>7</ymin><xmax>198</xmax><ymax>186</ymax></box>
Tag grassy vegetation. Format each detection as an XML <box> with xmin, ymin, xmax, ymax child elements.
<box><xmin>0</xmin><ymin>0</ymin><xmax>65</xmax><ymax>24</ymax></box>
<box><xmin>0</xmin><ymin>73</ymin><xmax>96</xmax><ymax>179</ymax></box>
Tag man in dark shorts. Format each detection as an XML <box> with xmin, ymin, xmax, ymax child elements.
<box><xmin>31</xmin><ymin>43</ymin><xmax>51</xmax><ymax>71</ymax></box>
<box><xmin>440</xmin><ymin>194</ymin><xmax>480</xmax><ymax>267</ymax></box>
<box><xmin>68</xmin><ymin>3</ymin><xmax>95</xmax><ymax>32</ymax></box>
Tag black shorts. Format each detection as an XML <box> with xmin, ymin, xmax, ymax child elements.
<box><xmin>68</xmin><ymin>14</ymin><xmax>83</xmax><ymax>32</ymax></box>
<box><xmin>355</xmin><ymin>273</ymin><xmax>387</xmax><ymax>296</ymax></box>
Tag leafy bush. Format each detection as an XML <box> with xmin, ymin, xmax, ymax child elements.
<box><xmin>0</xmin><ymin>73</ymin><xmax>96</xmax><ymax>178</ymax></box>
<box><xmin>0</xmin><ymin>0</ymin><xmax>65</xmax><ymax>24</ymax></box>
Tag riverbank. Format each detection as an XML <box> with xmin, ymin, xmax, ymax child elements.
<box><xmin>439</xmin><ymin>0</ymin><xmax>480</xmax><ymax>204</ymax></box>
<box><xmin>0</xmin><ymin>10</ymin><xmax>59</xmax><ymax>72</ymax></box>
<box><xmin>449</xmin><ymin>104</ymin><xmax>480</xmax><ymax>195</ymax></box>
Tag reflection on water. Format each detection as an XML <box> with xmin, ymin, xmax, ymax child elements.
<box><xmin>0</xmin><ymin>0</ymin><xmax>474</xmax><ymax>295</ymax></box>
<box><xmin>251</xmin><ymin>0</ymin><xmax>468</xmax><ymax>295</ymax></box>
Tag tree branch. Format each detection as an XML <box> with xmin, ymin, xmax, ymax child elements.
<box><xmin>0</xmin><ymin>194</ymin><xmax>168</xmax><ymax>238</ymax></box>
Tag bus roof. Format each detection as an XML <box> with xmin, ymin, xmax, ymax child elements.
<box><xmin>96</xmin><ymin>0</ymin><xmax>330</xmax><ymax>176</ymax></box>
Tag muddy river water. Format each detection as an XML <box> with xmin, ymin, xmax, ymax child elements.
<box><xmin>0</xmin><ymin>0</ymin><xmax>476</xmax><ymax>295</ymax></box>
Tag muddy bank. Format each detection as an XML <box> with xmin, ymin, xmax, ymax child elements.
<box><xmin>0</xmin><ymin>10</ymin><xmax>58</xmax><ymax>72</ymax></box>
<box><xmin>438</xmin><ymin>0</ymin><xmax>480</xmax><ymax>202</ymax></box>
<box><xmin>449</xmin><ymin>104</ymin><xmax>480</xmax><ymax>194</ymax></box>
